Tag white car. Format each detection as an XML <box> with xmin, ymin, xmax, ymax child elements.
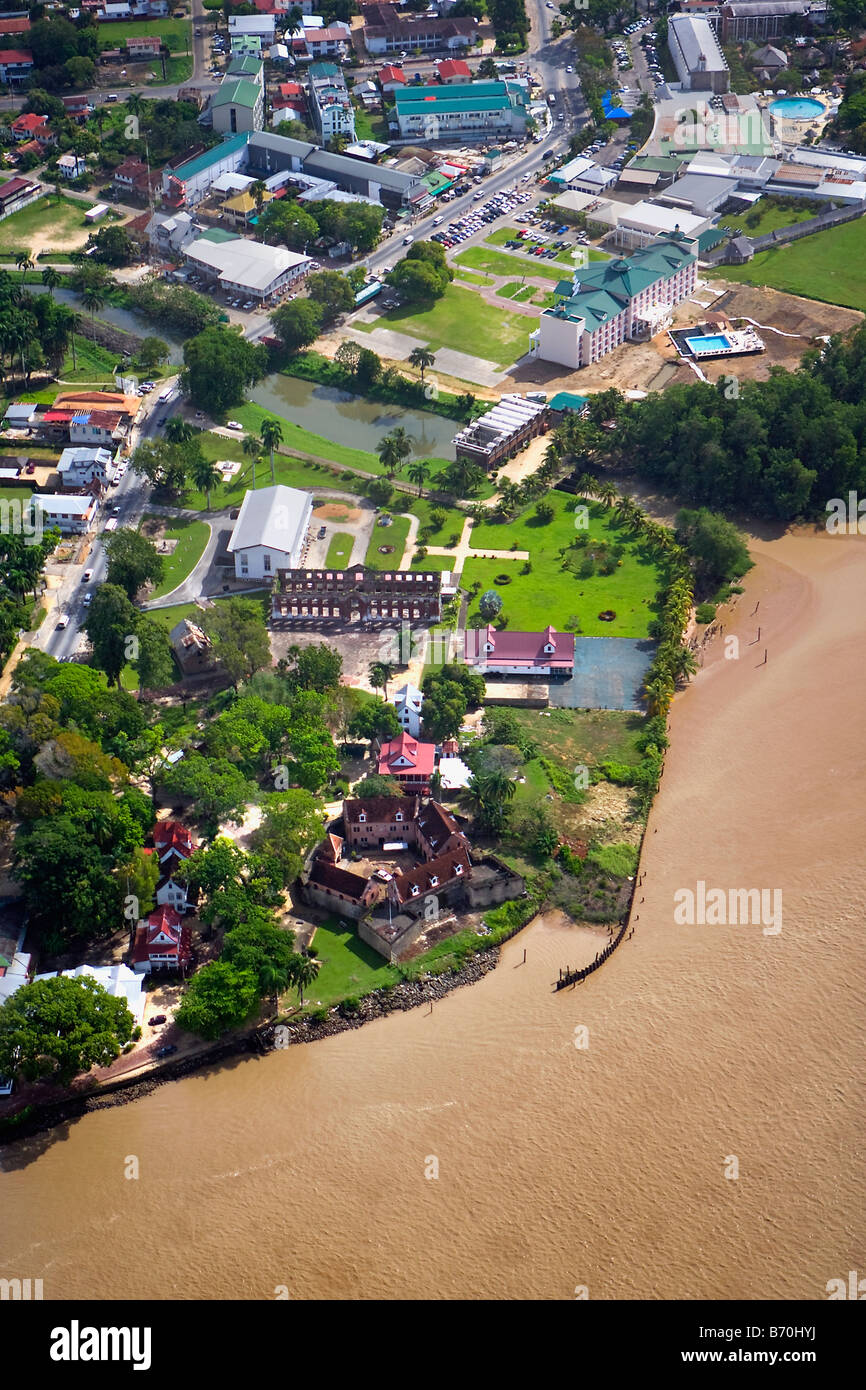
<box><xmin>226</xmin><ymin>421</ymin><xmax>244</xmax><ymax>432</ymax></box>
<box><xmin>56</xmin><ymin>613</ymin><xmax>69</xmax><ymax>629</ymax></box>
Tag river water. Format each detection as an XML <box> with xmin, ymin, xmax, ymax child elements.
<box><xmin>1</xmin><ymin>527</ymin><xmax>863</xmax><ymax>1301</ymax></box>
<box><xmin>249</xmin><ymin>374</ymin><xmax>457</xmax><ymax>461</ymax></box>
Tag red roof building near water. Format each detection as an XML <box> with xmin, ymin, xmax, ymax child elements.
<box><xmin>464</xmin><ymin>625</ymin><xmax>576</xmax><ymax>675</ymax></box>
<box><xmin>132</xmin><ymin>907</ymin><xmax>192</xmax><ymax>972</ymax></box>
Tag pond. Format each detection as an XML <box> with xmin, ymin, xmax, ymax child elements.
<box><xmin>28</xmin><ymin>286</ymin><xmax>187</xmax><ymax>364</ymax></box>
<box><xmin>248</xmin><ymin>373</ymin><xmax>457</xmax><ymax>461</ymax></box>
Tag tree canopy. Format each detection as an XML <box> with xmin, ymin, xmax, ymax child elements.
<box><xmin>0</xmin><ymin>974</ymin><xmax>135</xmax><ymax>1085</ymax></box>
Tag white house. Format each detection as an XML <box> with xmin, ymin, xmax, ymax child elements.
<box><xmin>56</xmin><ymin>445</ymin><xmax>114</xmax><ymax>489</ymax></box>
<box><xmin>56</xmin><ymin>153</ymin><xmax>87</xmax><ymax>179</ymax></box>
<box><xmin>392</xmin><ymin>682</ymin><xmax>423</xmax><ymax>736</ymax></box>
<box><xmin>31</xmin><ymin>493</ymin><xmax>99</xmax><ymax>534</ymax></box>
<box><xmin>227</xmin><ymin>483</ymin><xmax>314</xmax><ymax>581</ymax></box>
<box><xmin>228</xmin><ymin>13</ymin><xmax>276</xmax><ymax>42</ymax></box>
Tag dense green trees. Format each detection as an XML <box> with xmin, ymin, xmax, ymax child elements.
<box><xmin>674</xmin><ymin>508</ymin><xmax>752</xmax><ymax>596</ymax></box>
<box><xmin>0</xmin><ymin>975</ymin><xmax>135</xmax><ymax>1085</ymax></box>
<box><xmin>386</xmin><ymin>240</ymin><xmax>452</xmax><ymax>303</ymax></box>
<box><xmin>305</xmin><ymin>270</ymin><xmax>355</xmax><ymax>324</ymax></box>
<box><xmin>183</xmin><ymin>327</ymin><xmax>268</xmax><ymax>415</ymax></box>
<box><xmin>201</xmin><ymin>598</ymin><xmax>272</xmax><ymax>689</ymax></box>
<box><xmin>103</xmin><ymin>528</ymin><xmax>165</xmax><ymax>601</ymax></box>
<box><xmin>175</xmin><ymin>961</ymin><xmax>261</xmax><ymax>1041</ymax></box>
<box><xmin>126</xmin><ymin>280</ymin><xmax>221</xmax><ymax>337</ymax></box>
<box><xmin>270</xmin><ymin>298</ymin><xmax>324</xmax><ymax>353</ymax></box>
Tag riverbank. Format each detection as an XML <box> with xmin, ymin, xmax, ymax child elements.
<box><xmin>0</xmin><ymin>945</ymin><xmax>503</xmax><ymax>1147</ymax></box>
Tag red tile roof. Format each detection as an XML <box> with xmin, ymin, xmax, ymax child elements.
<box><xmin>343</xmin><ymin>796</ymin><xmax>418</xmax><ymax>824</ymax></box>
<box><xmin>378</xmin><ymin>64</ymin><xmax>406</xmax><ymax>84</ymax></box>
<box><xmin>153</xmin><ymin>819</ymin><xmax>196</xmax><ymax>859</ymax></box>
<box><xmin>436</xmin><ymin>58</ymin><xmax>471</xmax><ymax>79</ymax></box>
<box><xmin>308</xmin><ymin>859</ymin><xmax>377</xmax><ymax>902</ymax></box>
<box><xmin>0</xmin><ymin>48</ymin><xmax>32</xmax><ymax>63</ymax></box>
<box><xmin>377</xmin><ymin>732</ymin><xmax>436</xmax><ymax>779</ymax></box>
<box><xmin>390</xmin><ymin>847</ymin><xmax>471</xmax><ymax>905</ymax></box>
<box><xmin>0</xmin><ymin>176</ymin><xmax>36</xmax><ymax>200</ymax></box>
<box><xmin>12</xmin><ymin>112</ymin><xmax>46</xmax><ymax>133</ymax></box>
<box><xmin>0</xmin><ymin>19</ymin><xmax>31</xmax><ymax>34</ymax></box>
<box><xmin>464</xmin><ymin>625</ymin><xmax>575</xmax><ymax>670</ymax></box>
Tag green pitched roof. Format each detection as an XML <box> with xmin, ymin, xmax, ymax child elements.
<box><xmin>212</xmin><ymin>79</ymin><xmax>261</xmax><ymax>110</ymax></box>
<box><xmin>198</xmin><ymin>227</ymin><xmax>240</xmax><ymax>243</ymax></box>
<box><xmin>549</xmin><ymin>392</ymin><xmax>589</xmax><ymax>412</ymax></box>
<box><xmin>547</xmin><ymin>236</ymin><xmax>697</xmax><ymax>329</ymax></box>
<box><xmin>169</xmin><ymin>133</ymin><xmax>249</xmax><ymax>180</ymax></box>
<box><xmin>227</xmin><ymin>55</ymin><xmax>263</xmax><ymax>78</ymax></box>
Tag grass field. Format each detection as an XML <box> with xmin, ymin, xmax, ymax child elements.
<box><xmin>719</xmin><ymin>199</ymin><xmax>816</xmax><ymax>240</ymax></box>
<box><xmin>300</xmin><ymin>919</ymin><xmax>398</xmax><ymax>1009</ymax></box>
<box><xmin>144</xmin><ymin>515</ymin><xmax>210</xmax><ymax>600</ymax></box>
<box><xmin>325</xmin><ymin>530</ymin><xmax>354</xmax><ymax>567</ymax></box>
<box><xmin>60</xmin><ymin>336</ymin><xmax>119</xmax><ymax>384</ymax></box>
<box><xmin>356</xmin><ymin>282</ymin><xmax>530</xmax><ymax>369</ymax></box>
<box><xmin>0</xmin><ymin>196</ymin><xmax>89</xmax><ymax>257</ymax></box>
<box><xmin>456</xmin><ymin>245</ymin><xmax>570</xmax><ymax>283</ymax></box>
<box><xmin>365</xmin><ymin>514</ymin><xmax>410</xmax><ymax>569</ymax></box>
<box><xmin>453</xmin><ymin>268</ymin><xmax>495</xmax><ymax>286</ymax></box>
<box><xmin>351</xmin><ymin>105</ymin><xmax>389</xmax><ymax>142</ymax></box>
<box><xmin>511</xmin><ymin>706</ymin><xmax>646</xmax><ymax>773</ymax></box>
<box><xmin>462</xmin><ymin>491</ymin><xmax>660</xmax><ymax>636</ymax></box>
<box><xmin>714</xmin><ymin>217</ymin><xmax>866</xmax><ymax>313</ymax></box>
<box><xmin>96</xmin><ymin>17</ymin><xmax>191</xmax><ymax>50</ymax></box>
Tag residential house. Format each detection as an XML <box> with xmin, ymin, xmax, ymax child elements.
<box><xmin>153</xmin><ymin>819</ymin><xmax>197</xmax><ymax>876</ymax></box>
<box><xmin>56</xmin><ymin>152</ymin><xmax>87</xmax><ymax>179</ymax></box>
<box><xmin>392</xmin><ymin>682</ymin><xmax>423</xmax><ymax>737</ymax></box>
<box><xmin>33</xmin><ymin>963</ymin><xmax>145</xmax><ymax>1024</ymax></box>
<box><xmin>229</xmin><ymin>13</ymin><xmax>276</xmax><ymax>42</ymax></box>
<box><xmin>303</xmin><ymin>22</ymin><xmax>351</xmax><ymax>60</ymax></box>
<box><xmin>0</xmin><ymin>19</ymin><xmax>30</xmax><ymax>37</ymax></box>
<box><xmin>0</xmin><ymin>49</ymin><xmax>33</xmax><ymax>89</ymax></box>
<box><xmin>131</xmin><ymin>906</ymin><xmax>192</xmax><ymax>974</ymax></box>
<box><xmin>464</xmin><ymin>624</ymin><xmax>576</xmax><ymax>677</ymax></box>
<box><xmin>378</xmin><ymin>63</ymin><xmax>407</xmax><ymax>92</ymax></box>
<box><xmin>227</xmin><ymin>483</ymin><xmax>314</xmax><ymax>580</ymax></box>
<box><xmin>377</xmin><ymin>731</ymin><xmax>437</xmax><ymax>794</ymax></box>
<box><xmin>308</xmin><ymin>60</ymin><xmax>356</xmax><ymax>143</ymax></box>
<box><xmin>62</xmin><ymin>94</ymin><xmax>93</xmax><ymax>122</ymax></box>
<box><xmin>125</xmin><ymin>34</ymin><xmax>162</xmax><ymax>58</ymax></box>
<box><xmin>30</xmin><ymin>493</ymin><xmax>99</xmax><ymax>533</ymax></box>
<box><xmin>436</xmin><ymin>57</ymin><xmax>471</xmax><ymax>83</ymax></box>
<box><xmin>169</xmin><ymin>617</ymin><xmax>215</xmax><ymax>675</ymax></box>
<box><xmin>56</xmin><ymin>445</ymin><xmax>114</xmax><ymax>490</ymax></box>
<box><xmin>112</xmin><ymin>155</ymin><xmax>159</xmax><ymax>201</ymax></box>
<box><xmin>11</xmin><ymin>111</ymin><xmax>50</xmax><ymax>142</ymax></box>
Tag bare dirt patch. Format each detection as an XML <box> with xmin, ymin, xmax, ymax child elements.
<box><xmin>313</xmin><ymin>502</ymin><xmax>362</xmax><ymax>523</ymax></box>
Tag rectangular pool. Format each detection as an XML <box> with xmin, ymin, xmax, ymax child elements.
<box><xmin>685</xmin><ymin>333</ymin><xmax>733</xmax><ymax>356</ymax></box>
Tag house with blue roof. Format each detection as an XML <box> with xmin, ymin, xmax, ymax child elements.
<box><xmin>529</xmin><ymin>235</ymin><xmax>698</xmax><ymax>370</ymax></box>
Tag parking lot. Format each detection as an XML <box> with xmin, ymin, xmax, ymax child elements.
<box><xmin>428</xmin><ymin>179</ymin><xmax>537</xmax><ymax>252</ymax></box>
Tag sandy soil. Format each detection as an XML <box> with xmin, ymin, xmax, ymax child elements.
<box><xmin>313</xmin><ymin>503</ymin><xmax>363</xmax><ymax>523</ymax></box>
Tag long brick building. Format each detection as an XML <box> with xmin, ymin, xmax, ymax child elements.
<box><xmin>271</xmin><ymin>564</ymin><xmax>442</xmax><ymax>624</ymax></box>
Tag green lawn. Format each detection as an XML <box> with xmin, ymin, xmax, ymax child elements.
<box><xmin>143</xmin><ymin>515</ymin><xmax>211</xmax><ymax>600</ymax></box>
<box><xmin>60</xmin><ymin>336</ymin><xmax>119</xmax><ymax>384</ymax></box>
<box><xmin>351</xmin><ymin>104</ymin><xmax>389</xmax><ymax>142</ymax></box>
<box><xmin>409</xmin><ymin>552</ymin><xmax>455</xmax><ymax>570</ymax></box>
<box><xmin>510</xmin><ymin>706</ymin><xmax>646</xmax><ymax>772</ymax></box>
<box><xmin>366</xmin><ymin>514</ymin><xmax>410</xmax><ymax>569</ymax></box>
<box><xmin>325</xmin><ymin>530</ymin><xmax>355</xmax><ymax>567</ymax></box>
<box><xmin>453</xmin><ymin>268</ymin><xmax>495</xmax><ymax>286</ymax></box>
<box><xmin>463</xmin><ymin>491</ymin><xmax>660</xmax><ymax>636</ymax></box>
<box><xmin>715</xmin><ymin>217</ymin><xmax>866</xmax><ymax>313</ymax></box>
<box><xmin>456</xmin><ymin>245</ymin><xmax>569</xmax><ymax>283</ymax></box>
<box><xmin>96</xmin><ymin>17</ymin><xmax>191</xmax><ymax>49</ymax></box>
<box><xmin>0</xmin><ymin>196</ymin><xmax>89</xmax><ymax>257</ymax></box>
<box><xmin>298</xmin><ymin>919</ymin><xmax>398</xmax><ymax>1010</ymax></box>
<box><xmin>356</xmin><ymin>282</ymin><xmax>531</xmax><ymax>369</ymax></box>
<box><xmin>719</xmin><ymin>199</ymin><xmax>816</xmax><ymax>240</ymax></box>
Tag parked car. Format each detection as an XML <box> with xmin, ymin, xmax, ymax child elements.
<box><xmin>156</xmin><ymin>1044</ymin><xmax>177</xmax><ymax>1058</ymax></box>
<box><xmin>317</xmin><ymin>526</ymin><xmax>326</xmax><ymax>539</ymax></box>
<box><xmin>56</xmin><ymin>613</ymin><xmax>69</xmax><ymax>629</ymax></box>
<box><xmin>82</xmin><ymin>592</ymin><xmax>93</xmax><ymax>606</ymax></box>
<box><xmin>82</xmin><ymin>569</ymin><xmax>93</xmax><ymax>582</ymax></box>
<box><xmin>226</xmin><ymin>420</ymin><xmax>244</xmax><ymax>431</ymax></box>
<box><xmin>149</xmin><ymin>1014</ymin><xmax>167</xmax><ymax>1026</ymax></box>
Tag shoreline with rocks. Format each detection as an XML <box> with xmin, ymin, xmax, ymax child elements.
<box><xmin>0</xmin><ymin>947</ymin><xmax>502</xmax><ymax>1148</ymax></box>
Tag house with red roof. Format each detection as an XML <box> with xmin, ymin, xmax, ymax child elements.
<box><xmin>0</xmin><ymin>176</ymin><xmax>42</xmax><ymax>220</ymax></box>
<box><xmin>11</xmin><ymin>111</ymin><xmax>49</xmax><ymax>141</ymax></box>
<box><xmin>436</xmin><ymin>57</ymin><xmax>471</xmax><ymax>83</ymax></box>
<box><xmin>0</xmin><ymin>49</ymin><xmax>33</xmax><ymax>89</ymax></box>
<box><xmin>386</xmin><ymin>845</ymin><xmax>471</xmax><ymax>909</ymax></box>
<box><xmin>378</xmin><ymin>63</ymin><xmax>407</xmax><ymax>91</ymax></box>
<box><xmin>464</xmin><ymin>625</ymin><xmax>576</xmax><ymax>677</ymax></box>
<box><xmin>377</xmin><ymin>732</ymin><xmax>436</xmax><ymax>793</ymax></box>
<box><xmin>131</xmin><ymin>906</ymin><xmax>193</xmax><ymax>974</ymax></box>
<box><xmin>0</xmin><ymin>18</ymin><xmax>31</xmax><ymax>35</ymax></box>
<box><xmin>153</xmin><ymin>819</ymin><xmax>197</xmax><ymax>875</ymax></box>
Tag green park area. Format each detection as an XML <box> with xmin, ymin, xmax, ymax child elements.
<box><xmin>715</xmin><ymin>217</ymin><xmax>866</xmax><ymax>313</ymax></box>
<box><xmin>462</xmin><ymin>491</ymin><xmax>660</xmax><ymax>636</ymax></box>
<box><xmin>96</xmin><ymin>16</ymin><xmax>190</xmax><ymax>47</ymax></box>
<box><xmin>325</xmin><ymin>531</ymin><xmax>354</xmax><ymax>567</ymax></box>
<box><xmin>365</xmin><ymin>514</ymin><xmax>410</xmax><ymax>569</ymax></box>
<box><xmin>456</xmin><ymin>245</ymin><xmax>571</xmax><ymax>283</ymax></box>
<box><xmin>356</xmin><ymin>282</ymin><xmax>530</xmax><ymax>369</ymax></box>
<box><xmin>719</xmin><ymin>198</ymin><xmax>816</xmax><ymax>241</ymax></box>
<box><xmin>301</xmin><ymin>920</ymin><xmax>399</xmax><ymax>1009</ymax></box>
<box><xmin>0</xmin><ymin>196</ymin><xmax>90</xmax><ymax>258</ymax></box>
<box><xmin>143</xmin><ymin>515</ymin><xmax>210</xmax><ymax>601</ymax></box>
<box><xmin>453</xmin><ymin>268</ymin><xmax>495</xmax><ymax>287</ymax></box>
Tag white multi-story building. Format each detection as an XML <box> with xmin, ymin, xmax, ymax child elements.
<box><xmin>530</xmin><ymin>236</ymin><xmax>699</xmax><ymax>371</ymax></box>
<box><xmin>308</xmin><ymin>61</ymin><xmax>356</xmax><ymax>143</ymax></box>
<box><xmin>668</xmin><ymin>14</ymin><xmax>730</xmax><ymax>93</ymax></box>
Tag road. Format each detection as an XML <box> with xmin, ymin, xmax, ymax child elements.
<box><xmin>35</xmin><ymin>384</ymin><xmax>173</xmax><ymax>662</ymax></box>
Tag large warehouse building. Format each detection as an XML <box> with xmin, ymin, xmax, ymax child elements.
<box><xmin>668</xmin><ymin>14</ymin><xmax>730</xmax><ymax>93</ymax></box>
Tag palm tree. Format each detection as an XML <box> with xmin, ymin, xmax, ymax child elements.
<box><xmin>15</xmin><ymin>251</ymin><xmax>33</xmax><ymax>284</ymax></box>
<box><xmin>190</xmin><ymin>455</ymin><xmax>222</xmax><ymax>510</ymax></box>
<box><xmin>643</xmin><ymin>674</ymin><xmax>675</xmax><ymax>719</ymax></box>
<box><xmin>408</xmin><ymin>346</ymin><xmax>435</xmax><ymax>384</ymax></box>
<box><xmin>82</xmin><ymin>283</ymin><xmax>105</xmax><ymax>329</ymax></box>
<box><xmin>289</xmin><ymin>953</ymin><xmax>320</xmax><ymax>1007</ymax></box>
<box><xmin>407</xmin><ymin>459</ymin><xmax>429</xmax><ymax>496</ymax></box>
<box><xmin>377</xmin><ymin>432</ymin><xmax>401</xmax><ymax>479</ymax></box>
<box><xmin>259</xmin><ymin>416</ymin><xmax>283</xmax><ymax>485</ymax></box>
<box><xmin>41</xmin><ymin>264</ymin><xmax>60</xmax><ymax>299</ymax></box>
<box><xmin>575</xmin><ymin>472</ymin><xmax>599</xmax><ymax>499</ymax></box>
<box><xmin>260</xmin><ymin>961</ymin><xmax>289</xmax><ymax>1016</ymax></box>
<box><xmin>596</xmin><ymin>480</ymin><xmax>618</xmax><ymax>508</ymax></box>
<box><xmin>165</xmin><ymin>417</ymin><xmax>195</xmax><ymax>444</ymax></box>
<box><xmin>250</xmin><ymin>179</ymin><xmax>268</xmax><ymax>226</ymax></box>
<box><xmin>242</xmin><ymin>433</ymin><xmax>261</xmax><ymax>489</ymax></box>
<box><xmin>445</xmin><ymin>455</ymin><xmax>486</xmax><ymax>496</ymax></box>
<box><xmin>368</xmin><ymin>660</ymin><xmax>394</xmax><ymax>698</ymax></box>
<box><xmin>497</xmin><ymin>480</ymin><xmax>522</xmax><ymax>516</ymax></box>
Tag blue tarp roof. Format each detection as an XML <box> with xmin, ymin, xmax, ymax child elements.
<box><xmin>602</xmin><ymin>90</ymin><xmax>630</xmax><ymax>121</ymax></box>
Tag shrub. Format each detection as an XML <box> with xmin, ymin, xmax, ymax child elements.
<box><xmin>132</xmin><ymin>1026</ymin><xmax>142</xmax><ymax>1041</ymax></box>
<box><xmin>310</xmin><ymin>1006</ymin><xmax>328</xmax><ymax>1023</ymax></box>
<box><xmin>341</xmin><ymin>995</ymin><xmax>360</xmax><ymax>1014</ymax></box>
<box><xmin>430</xmin><ymin>507</ymin><xmax>447</xmax><ymax>530</ymax></box>
<box><xmin>695</xmin><ymin>602</ymin><xmax>716</xmax><ymax>624</ymax></box>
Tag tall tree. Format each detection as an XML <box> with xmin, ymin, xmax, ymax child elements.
<box><xmin>259</xmin><ymin>416</ymin><xmax>283</xmax><ymax>486</ymax></box>
<box><xmin>0</xmin><ymin>975</ymin><xmax>135</xmax><ymax>1085</ymax></box>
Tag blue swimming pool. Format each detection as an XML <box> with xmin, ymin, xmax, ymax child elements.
<box><xmin>769</xmin><ymin>97</ymin><xmax>825</xmax><ymax>121</ymax></box>
<box><xmin>686</xmin><ymin>334</ymin><xmax>732</xmax><ymax>355</ymax></box>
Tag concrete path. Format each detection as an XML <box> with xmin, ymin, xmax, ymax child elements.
<box><xmin>397</xmin><ymin>512</ymin><xmax>420</xmax><ymax>570</ymax></box>
<box><xmin>424</xmin><ymin>516</ymin><xmax>529</xmax><ymax>581</ymax></box>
